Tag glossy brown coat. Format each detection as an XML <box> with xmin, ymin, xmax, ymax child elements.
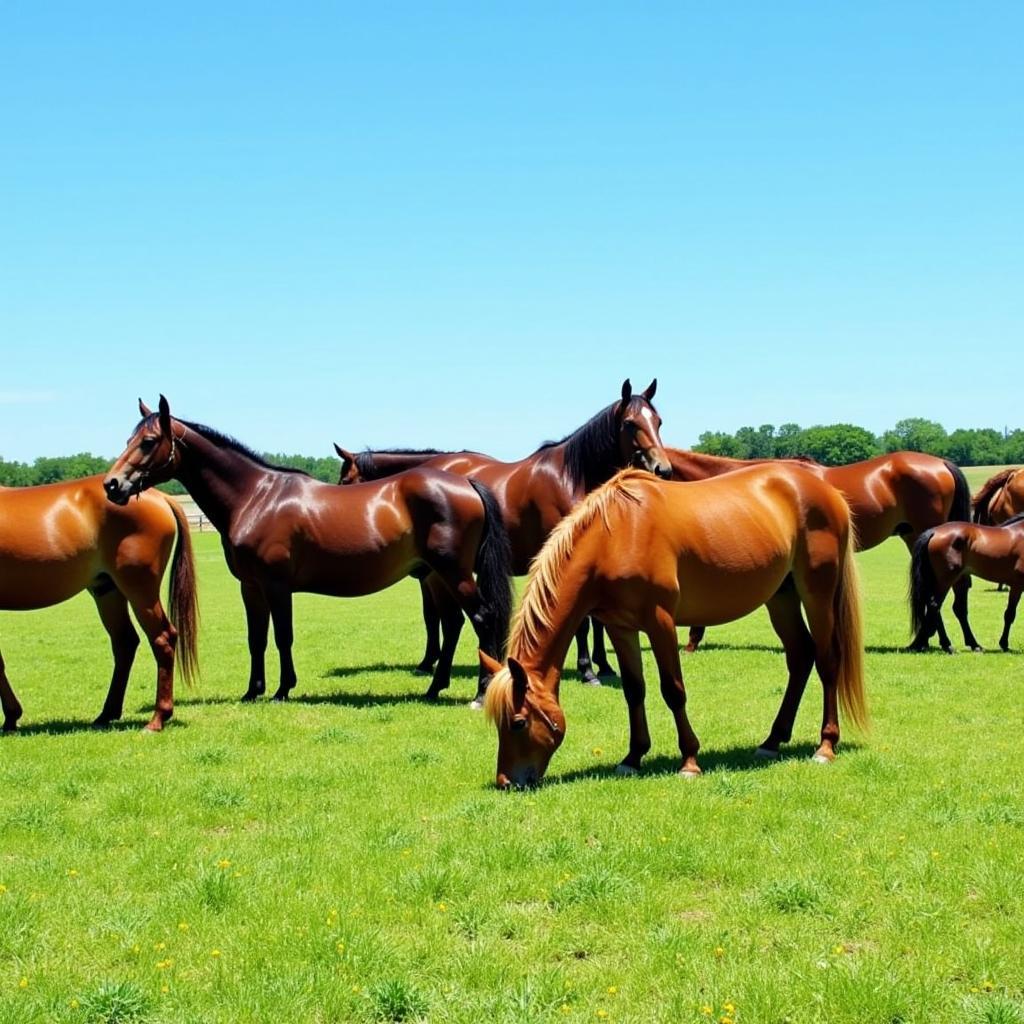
<box><xmin>973</xmin><ymin>468</ymin><xmax>1024</xmax><ymax>525</ymax></box>
<box><xmin>0</xmin><ymin>475</ymin><xmax>197</xmax><ymax>731</ymax></box>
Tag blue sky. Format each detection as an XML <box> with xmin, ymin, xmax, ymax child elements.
<box><xmin>2</xmin><ymin>3</ymin><xmax>1021</xmax><ymax>461</ymax></box>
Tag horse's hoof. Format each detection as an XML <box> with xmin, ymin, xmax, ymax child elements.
<box><xmin>595</xmin><ymin>664</ymin><xmax>616</xmax><ymax>678</ymax></box>
<box><xmin>615</xmin><ymin>763</ymin><xmax>639</xmax><ymax>776</ymax></box>
<box><xmin>942</xmin><ymin>648</ymin><xmax>956</xmax><ymax>656</ymax></box>
<box><xmin>142</xmin><ymin>722</ymin><xmax>163</xmax><ymax>734</ymax></box>
<box><xmin>579</xmin><ymin>673</ymin><xmax>602</xmax><ymax>687</ymax></box>
<box><xmin>679</xmin><ymin>768</ymin><xmax>701</xmax><ymax>779</ymax></box>
<box><xmin>3</xmin><ymin>720</ymin><xmax>20</xmax><ymax>733</ymax></box>
<box><xmin>415</xmin><ymin>661</ymin><xmax>436</xmax><ymax>675</ymax></box>
<box><xmin>811</xmin><ymin>753</ymin><xmax>833</xmax><ymax>765</ymax></box>
<box><xmin>92</xmin><ymin>716</ymin><xmax>115</xmax><ymax>729</ymax></box>
<box><xmin>271</xmin><ymin>690</ymin><xmax>290</xmax><ymax>702</ymax></box>
<box><xmin>468</xmin><ymin>698</ymin><xmax>484</xmax><ymax>711</ymax></box>
<box><xmin>754</xmin><ymin>747</ymin><xmax>780</xmax><ymax>760</ymax></box>
<box><xmin>969</xmin><ymin>646</ymin><xmax>984</xmax><ymax>653</ymax></box>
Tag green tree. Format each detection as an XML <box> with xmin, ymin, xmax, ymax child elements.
<box><xmin>694</xmin><ymin>431</ymin><xmax>742</xmax><ymax>458</ymax></box>
<box><xmin>799</xmin><ymin>424</ymin><xmax>880</xmax><ymax>466</ymax></box>
<box><xmin>881</xmin><ymin>418</ymin><xmax>949</xmax><ymax>457</ymax></box>
<box><xmin>773</xmin><ymin>423</ymin><xmax>805</xmax><ymax>458</ymax></box>
<box><xmin>946</xmin><ymin>428</ymin><xmax>1006</xmax><ymax>466</ymax></box>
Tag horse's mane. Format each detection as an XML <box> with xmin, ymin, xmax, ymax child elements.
<box><xmin>484</xmin><ymin>468</ymin><xmax>649</xmax><ymax>728</ymax></box>
<box><xmin>538</xmin><ymin>398</ymin><xmax>658</xmax><ymax>491</ymax></box>
<box><xmin>786</xmin><ymin>453</ymin><xmax>824</xmax><ymax>466</ymax></box>
<box><xmin>138</xmin><ymin>415</ymin><xmax>312</xmax><ymax>476</ymax></box>
<box><xmin>972</xmin><ymin>468</ymin><xmax>1018</xmax><ymax>523</ymax></box>
<box><xmin>352</xmin><ymin>448</ymin><xmax>481</xmax><ymax>480</ymax></box>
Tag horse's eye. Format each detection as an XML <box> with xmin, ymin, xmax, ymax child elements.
<box><xmin>140</xmin><ymin>437</ymin><xmax>157</xmax><ymax>453</ymax></box>
<box><xmin>624</xmin><ymin>421</ymin><xmax>638</xmax><ymax>435</ymax></box>
<box><xmin>511</xmin><ymin>716</ymin><xmax>528</xmax><ymax>732</ymax></box>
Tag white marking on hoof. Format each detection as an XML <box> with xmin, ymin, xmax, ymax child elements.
<box><xmin>615</xmin><ymin>763</ymin><xmax>639</xmax><ymax>776</ymax></box>
<box><xmin>679</xmin><ymin>769</ymin><xmax>701</xmax><ymax>780</ymax></box>
<box><xmin>811</xmin><ymin>753</ymin><xmax>832</xmax><ymax>765</ymax></box>
<box><xmin>754</xmin><ymin>747</ymin><xmax>780</xmax><ymax>760</ymax></box>
<box><xmin>468</xmin><ymin>699</ymin><xmax>484</xmax><ymax>711</ymax></box>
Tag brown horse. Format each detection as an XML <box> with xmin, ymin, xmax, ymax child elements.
<box><xmin>910</xmin><ymin>513</ymin><xmax>1024</xmax><ymax>653</ymax></box>
<box><xmin>973</xmin><ymin>468</ymin><xmax>1024</xmax><ymax>525</ymax></box>
<box><xmin>0</xmin><ymin>475</ymin><xmax>197</xmax><ymax>731</ymax></box>
<box><xmin>657</xmin><ymin>449</ymin><xmax>971</xmax><ymax>654</ymax></box>
<box><xmin>104</xmin><ymin>397</ymin><xmax>512</xmax><ymax>702</ymax></box>
<box><xmin>335</xmin><ymin>379</ymin><xmax>670</xmax><ymax>694</ymax></box>
<box><xmin>481</xmin><ymin>465</ymin><xmax>867</xmax><ymax>788</ymax></box>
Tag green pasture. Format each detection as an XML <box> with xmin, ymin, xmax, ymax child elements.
<box><xmin>2</xmin><ymin>475</ymin><xmax>1023</xmax><ymax>1024</ymax></box>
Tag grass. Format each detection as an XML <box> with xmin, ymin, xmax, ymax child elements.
<box><xmin>1</xmin><ymin>499</ymin><xmax>1023</xmax><ymax>1023</ymax></box>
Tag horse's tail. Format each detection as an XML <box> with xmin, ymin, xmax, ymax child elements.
<box><xmin>943</xmin><ymin>460</ymin><xmax>971</xmax><ymax>523</ymax></box>
<box><xmin>468</xmin><ymin>479</ymin><xmax>513</xmax><ymax>657</ymax></box>
<box><xmin>833</xmin><ymin>522</ymin><xmax>868</xmax><ymax>732</ymax></box>
<box><xmin>166</xmin><ymin>496</ymin><xmax>200</xmax><ymax>686</ymax></box>
<box><xmin>909</xmin><ymin>528</ymin><xmax>938</xmax><ymax>641</ymax></box>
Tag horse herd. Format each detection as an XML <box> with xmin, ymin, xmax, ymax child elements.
<box><xmin>1</xmin><ymin>381</ymin><xmax>1022</xmax><ymax>788</ymax></box>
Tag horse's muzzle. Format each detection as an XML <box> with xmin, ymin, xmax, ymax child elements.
<box><xmin>103</xmin><ymin>476</ymin><xmax>131</xmax><ymax>506</ymax></box>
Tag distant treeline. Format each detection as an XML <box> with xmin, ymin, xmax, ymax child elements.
<box><xmin>0</xmin><ymin>452</ymin><xmax>341</xmax><ymax>492</ymax></box>
<box><xmin>695</xmin><ymin>419</ymin><xmax>1024</xmax><ymax>467</ymax></box>
<box><xmin>2</xmin><ymin>419</ymin><xmax>1021</xmax><ymax>488</ymax></box>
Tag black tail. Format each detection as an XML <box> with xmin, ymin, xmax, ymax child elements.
<box><xmin>468</xmin><ymin>479</ymin><xmax>513</xmax><ymax>657</ymax></box>
<box><xmin>909</xmin><ymin>528</ymin><xmax>938</xmax><ymax>640</ymax></box>
<box><xmin>943</xmin><ymin>460</ymin><xmax>971</xmax><ymax>523</ymax></box>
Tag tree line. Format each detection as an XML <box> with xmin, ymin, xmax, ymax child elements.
<box><xmin>694</xmin><ymin>418</ymin><xmax>1024</xmax><ymax>467</ymax></box>
<box><xmin>2</xmin><ymin>418</ymin><xmax>1022</xmax><ymax>488</ymax></box>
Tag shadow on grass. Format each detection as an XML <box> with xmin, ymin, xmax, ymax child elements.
<box><xmin>541</xmin><ymin>739</ymin><xmax>866</xmax><ymax>787</ymax></box>
<box><xmin>289</xmin><ymin>689</ymin><xmax>467</xmax><ymax>709</ymax></box>
<box><xmin>6</xmin><ymin>717</ymin><xmax>188</xmax><ymax>737</ymax></box>
<box><xmin>324</xmin><ymin>662</ymin><xmax>480</xmax><ymax>680</ymax></box>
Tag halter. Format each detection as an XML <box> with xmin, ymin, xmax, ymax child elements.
<box><xmin>131</xmin><ymin>427</ymin><xmax>181</xmax><ymax>497</ymax></box>
<box><xmin>525</xmin><ymin>693</ymin><xmax>562</xmax><ymax>736</ymax></box>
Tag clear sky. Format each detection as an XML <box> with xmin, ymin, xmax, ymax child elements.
<box><xmin>2</xmin><ymin>3</ymin><xmax>1021</xmax><ymax>462</ymax></box>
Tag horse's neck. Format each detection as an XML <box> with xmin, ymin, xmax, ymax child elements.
<box><xmin>668</xmin><ymin>449</ymin><xmax>746</xmax><ymax>480</ymax></box>
<box><xmin>174</xmin><ymin>428</ymin><xmax>263</xmax><ymax>534</ymax></box>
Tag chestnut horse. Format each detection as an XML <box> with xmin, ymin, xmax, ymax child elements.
<box><xmin>335</xmin><ymin>380</ymin><xmax>670</xmax><ymax>695</ymax></box>
<box><xmin>653</xmin><ymin>449</ymin><xmax>971</xmax><ymax>654</ymax></box>
<box><xmin>481</xmin><ymin>465</ymin><xmax>867</xmax><ymax>788</ymax></box>
<box><xmin>910</xmin><ymin>513</ymin><xmax>1024</xmax><ymax>653</ymax></box>
<box><xmin>0</xmin><ymin>476</ymin><xmax>197</xmax><ymax>731</ymax></box>
<box><xmin>973</xmin><ymin>468</ymin><xmax>1024</xmax><ymax>525</ymax></box>
<box><xmin>104</xmin><ymin>397</ymin><xmax>512</xmax><ymax>703</ymax></box>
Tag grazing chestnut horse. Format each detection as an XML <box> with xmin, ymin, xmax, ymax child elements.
<box><xmin>0</xmin><ymin>476</ymin><xmax>197</xmax><ymax>731</ymax></box>
<box><xmin>481</xmin><ymin>465</ymin><xmax>867</xmax><ymax>788</ymax></box>
<box><xmin>910</xmin><ymin>513</ymin><xmax>1024</xmax><ymax>653</ymax></box>
<box><xmin>973</xmin><ymin>468</ymin><xmax>1024</xmax><ymax>525</ymax></box>
<box><xmin>656</xmin><ymin>449</ymin><xmax>971</xmax><ymax>654</ymax></box>
<box><xmin>104</xmin><ymin>397</ymin><xmax>512</xmax><ymax>702</ymax></box>
<box><xmin>336</xmin><ymin>380</ymin><xmax>671</xmax><ymax>693</ymax></box>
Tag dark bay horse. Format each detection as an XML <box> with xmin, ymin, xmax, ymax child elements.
<box><xmin>482</xmin><ymin>466</ymin><xmax>867</xmax><ymax>788</ymax></box>
<box><xmin>335</xmin><ymin>380</ymin><xmax>671</xmax><ymax>694</ymax></box>
<box><xmin>655</xmin><ymin>449</ymin><xmax>971</xmax><ymax>654</ymax></box>
<box><xmin>104</xmin><ymin>398</ymin><xmax>512</xmax><ymax>702</ymax></box>
<box><xmin>910</xmin><ymin>513</ymin><xmax>1024</xmax><ymax>653</ymax></box>
<box><xmin>0</xmin><ymin>476</ymin><xmax>197</xmax><ymax>731</ymax></box>
<box><xmin>973</xmin><ymin>468</ymin><xmax>1024</xmax><ymax>525</ymax></box>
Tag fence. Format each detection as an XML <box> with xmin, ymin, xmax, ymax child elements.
<box><xmin>174</xmin><ymin>497</ymin><xmax>215</xmax><ymax>533</ymax></box>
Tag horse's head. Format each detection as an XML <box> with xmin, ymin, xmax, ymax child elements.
<box><xmin>334</xmin><ymin>444</ymin><xmax>360</xmax><ymax>485</ymax></box>
<box><xmin>104</xmin><ymin>396</ymin><xmax>181</xmax><ymax>505</ymax></box>
<box><xmin>617</xmin><ymin>379</ymin><xmax>671</xmax><ymax>480</ymax></box>
<box><xmin>481</xmin><ymin>652</ymin><xmax>565</xmax><ymax>789</ymax></box>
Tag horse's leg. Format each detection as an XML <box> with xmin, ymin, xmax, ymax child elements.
<box><xmin>647</xmin><ymin>605</ymin><xmax>701</xmax><ymax>776</ymax></box>
<box><xmin>908</xmin><ymin>585</ymin><xmax>954</xmax><ymax>653</ymax></box>
<box><xmin>575</xmin><ymin>618</ymin><xmax>601</xmax><ymax>686</ymax></box>
<box><xmin>116</xmin><ymin>577</ymin><xmax>178</xmax><ymax>732</ymax></box>
<box><xmin>604</xmin><ymin>626</ymin><xmax>651</xmax><ymax>774</ymax></box>
<box><xmin>1000</xmin><ymin>586</ymin><xmax>1022</xmax><ymax>651</ymax></box>
<box><xmin>592</xmin><ymin>619</ymin><xmax>615</xmax><ymax>676</ymax></box>
<box><xmin>240</xmin><ymin>581</ymin><xmax>270</xmax><ymax>701</ymax></box>
<box><xmin>684</xmin><ymin>626</ymin><xmax>705</xmax><ymax>654</ymax></box>
<box><xmin>755</xmin><ymin>583</ymin><xmax>816</xmax><ymax>758</ymax></box>
<box><xmin>416</xmin><ymin>578</ymin><xmax>443</xmax><ymax>674</ymax></box>
<box><xmin>267</xmin><ymin>586</ymin><xmax>297</xmax><ymax>700</ymax></box>
<box><xmin>951</xmin><ymin>576</ymin><xmax>982</xmax><ymax>651</ymax></box>
<box><xmin>801</xmin><ymin>586</ymin><xmax>844</xmax><ymax>763</ymax></box>
<box><xmin>423</xmin><ymin>576</ymin><xmax>465</xmax><ymax>702</ymax></box>
<box><xmin>0</xmin><ymin>647</ymin><xmax>23</xmax><ymax>733</ymax></box>
<box><xmin>90</xmin><ymin>584</ymin><xmax>141</xmax><ymax>727</ymax></box>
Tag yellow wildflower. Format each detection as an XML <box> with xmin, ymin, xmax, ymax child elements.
<box><xmin>68</xmin><ymin>869</ymin><xmax>79</xmax><ymax>878</ymax></box>
<box><xmin>438</xmin><ymin>901</ymin><xmax>448</xmax><ymax>912</ymax></box>
<box><xmin>0</xmin><ymin>884</ymin><xmax>6</xmax><ymax>895</ymax></box>
<box><xmin>700</xmin><ymin>1007</ymin><xmax>713</xmax><ymax>1017</ymax></box>
<box><xmin>178</xmin><ymin>921</ymin><xmax>189</xmax><ymax>932</ymax></box>
<box><xmin>714</xmin><ymin>946</ymin><xmax>725</xmax><ymax>957</ymax></box>
<box><xmin>592</xmin><ymin>747</ymin><xmax>604</xmax><ymax>757</ymax></box>
<box><xmin>161</xmin><ymin>985</ymin><xmax>169</xmax><ymax>995</ymax></box>
<box><xmin>69</xmin><ymin>998</ymin><xmax>80</xmax><ymax>1008</ymax></box>
<box><xmin>597</xmin><ymin>1011</ymin><xmax>608</xmax><ymax>1020</ymax></box>
<box><xmin>18</xmin><ymin>977</ymin><xmax>28</xmax><ymax>989</ymax></box>
<box><xmin>607</xmin><ymin>986</ymin><xmax>617</xmax><ymax>995</ymax></box>
<box><xmin>211</xmin><ymin>949</ymin><xmax>221</xmax><ymax>958</ymax></box>
<box><xmin>217</xmin><ymin>858</ymin><xmax>232</xmax><ymax>869</ymax></box>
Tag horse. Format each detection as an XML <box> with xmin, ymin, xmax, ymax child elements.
<box><xmin>481</xmin><ymin>465</ymin><xmax>868</xmax><ymax>788</ymax></box>
<box><xmin>642</xmin><ymin>449</ymin><xmax>971</xmax><ymax>654</ymax></box>
<box><xmin>0</xmin><ymin>475</ymin><xmax>197</xmax><ymax>732</ymax></box>
<box><xmin>104</xmin><ymin>397</ymin><xmax>512</xmax><ymax>703</ymax></box>
<box><xmin>909</xmin><ymin>513</ymin><xmax>1024</xmax><ymax>653</ymax></box>
<box><xmin>973</xmin><ymin>468</ymin><xmax>1024</xmax><ymax>525</ymax></box>
<box><xmin>335</xmin><ymin>379</ymin><xmax>670</xmax><ymax>697</ymax></box>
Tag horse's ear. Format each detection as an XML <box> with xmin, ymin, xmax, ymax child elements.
<box><xmin>642</xmin><ymin>378</ymin><xmax>657</xmax><ymax>401</ymax></box>
<box><xmin>138</xmin><ymin>398</ymin><xmax>153</xmax><ymax>417</ymax></box>
<box><xmin>479</xmin><ymin>650</ymin><xmax>503</xmax><ymax>677</ymax></box>
<box><xmin>507</xmin><ymin>657</ymin><xmax>529</xmax><ymax>706</ymax></box>
<box><xmin>620</xmin><ymin>379</ymin><xmax>632</xmax><ymax>405</ymax></box>
<box><xmin>334</xmin><ymin>443</ymin><xmax>355</xmax><ymax>463</ymax></box>
<box><xmin>157</xmin><ymin>394</ymin><xmax>172</xmax><ymax>437</ymax></box>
